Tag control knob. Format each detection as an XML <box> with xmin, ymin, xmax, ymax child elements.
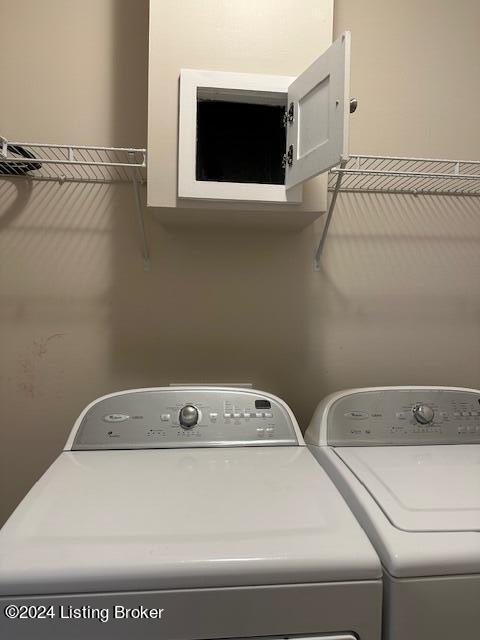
<box><xmin>179</xmin><ymin>405</ymin><xmax>199</xmax><ymax>429</ymax></box>
<box><xmin>412</xmin><ymin>404</ymin><xmax>435</xmax><ymax>425</ymax></box>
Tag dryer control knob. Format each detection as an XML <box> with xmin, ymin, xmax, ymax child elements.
<box><xmin>412</xmin><ymin>404</ymin><xmax>435</xmax><ymax>424</ymax></box>
<box><xmin>179</xmin><ymin>405</ymin><xmax>199</xmax><ymax>428</ymax></box>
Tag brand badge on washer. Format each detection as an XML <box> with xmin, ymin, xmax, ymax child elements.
<box><xmin>103</xmin><ymin>414</ymin><xmax>130</xmax><ymax>423</ymax></box>
<box><xmin>344</xmin><ymin>411</ymin><xmax>369</xmax><ymax>420</ymax></box>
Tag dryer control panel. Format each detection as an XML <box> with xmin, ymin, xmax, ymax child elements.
<box><xmin>71</xmin><ymin>388</ymin><xmax>299</xmax><ymax>449</ymax></box>
<box><xmin>324</xmin><ymin>388</ymin><xmax>480</xmax><ymax>446</ymax></box>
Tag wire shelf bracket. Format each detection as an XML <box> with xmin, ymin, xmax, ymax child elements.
<box><xmin>314</xmin><ymin>154</ymin><xmax>480</xmax><ymax>269</ymax></box>
<box><xmin>314</xmin><ymin>159</ymin><xmax>347</xmax><ymax>271</ymax></box>
<box><xmin>0</xmin><ymin>136</ymin><xmax>150</xmax><ymax>270</ymax></box>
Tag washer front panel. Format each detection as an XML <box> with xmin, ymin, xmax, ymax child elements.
<box><xmin>72</xmin><ymin>388</ymin><xmax>298</xmax><ymax>449</ymax></box>
<box><xmin>327</xmin><ymin>388</ymin><xmax>480</xmax><ymax>446</ymax></box>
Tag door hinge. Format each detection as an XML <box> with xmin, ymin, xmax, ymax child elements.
<box><xmin>283</xmin><ymin>102</ymin><xmax>294</xmax><ymax>126</ymax></box>
<box><xmin>282</xmin><ymin>145</ymin><xmax>294</xmax><ymax>169</ymax></box>
<box><xmin>286</xmin><ymin>144</ymin><xmax>293</xmax><ymax>167</ymax></box>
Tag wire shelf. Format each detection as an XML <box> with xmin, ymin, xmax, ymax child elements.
<box><xmin>329</xmin><ymin>155</ymin><xmax>480</xmax><ymax>196</ymax></box>
<box><xmin>0</xmin><ymin>137</ymin><xmax>146</xmax><ymax>184</ymax></box>
<box><xmin>0</xmin><ymin>135</ymin><xmax>150</xmax><ymax>268</ymax></box>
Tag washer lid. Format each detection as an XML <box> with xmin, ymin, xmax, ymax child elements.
<box><xmin>0</xmin><ymin>447</ymin><xmax>380</xmax><ymax>596</ymax></box>
<box><xmin>335</xmin><ymin>444</ymin><xmax>480</xmax><ymax>532</ymax></box>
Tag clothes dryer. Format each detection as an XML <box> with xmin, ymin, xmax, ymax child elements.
<box><xmin>1</xmin><ymin>387</ymin><xmax>382</xmax><ymax>640</ymax></box>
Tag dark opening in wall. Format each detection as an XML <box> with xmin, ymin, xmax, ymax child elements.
<box><xmin>196</xmin><ymin>100</ymin><xmax>286</xmax><ymax>185</ymax></box>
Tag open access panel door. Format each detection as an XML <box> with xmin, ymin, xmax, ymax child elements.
<box><xmin>285</xmin><ymin>31</ymin><xmax>351</xmax><ymax>189</ymax></box>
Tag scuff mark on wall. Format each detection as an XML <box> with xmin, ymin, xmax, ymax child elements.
<box><xmin>33</xmin><ymin>333</ymin><xmax>65</xmax><ymax>358</ymax></box>
<box><xmin>17</xmin><ymin>358</ymin><xmax>35</xmax><ymax>398</ymax></box>
<box><xmin>16</xmin><ymin>334</ymin><xmax>67</xmax><ymax>398</ymax></box>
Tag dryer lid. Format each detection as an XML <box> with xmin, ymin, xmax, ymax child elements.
<box><xmin>0</xmin><ymin>447</ymin><xmax>381</xmax><ymax>596</ymax></box>
<box><xmin>335</xmin><ymin>444</ymin><xmax>480</xmax><ymax>532</ymax></box>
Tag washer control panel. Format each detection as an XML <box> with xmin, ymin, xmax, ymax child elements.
<box><xmin>327</xmin><ymin>388</ymin><xmax>480</xmax><ymax>446</ymax></box>
<box><xmin>72</xmin><ymin>388</ymin><xmax>298</xmax><ymax>449</ymax></box>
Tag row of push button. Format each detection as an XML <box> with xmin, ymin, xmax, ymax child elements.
<box><xmin>395</xmin><ymin>411</ymin><xmax>479</xmax><ymax>420</ymax></box>
<box><xmin>345</xmin><ymin>410</ymin><xmax>480</xmax><ymax>421</ymax></box>
<box><xmin>257</xmin><ymin>427</ymin><xmax>274</xmax><ymax>434</ymax></box>
<box><xmin>458</xmin><ymin>425</ymin><xmax>480</xmax><ymax>433</ymax></box>
<box><xmin>158</xmin><ymin>411</ymin><xmax>276</xmax><ymax>422</ymax></box>
<box><xmin>106</xmin><ymin>411</ymin><xmax>276</xmax><ymax>423</ymax></box>
<box><xmin>224</xmin><ymin>412</ymin><xmax>273</xmax><ymax>419</ymax></box>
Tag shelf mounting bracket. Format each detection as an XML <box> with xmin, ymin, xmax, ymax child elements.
<box><xmin>130</xmin><ymin>163</ymin><xmax>151</xmax><ymax>272</ymax></box>
<box><xmin>313</xmin><ymin>160</ymin><xmax>347</xmax><ymax>270</ymax></box>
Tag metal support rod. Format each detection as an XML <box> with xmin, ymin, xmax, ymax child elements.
<box><xmin>6</xmin><ymin>138</ymin><xmax>147</xmax><ymax>156</ymax></box>
<box><xmin>1</xmin><ymin>156</ymin><xmax>145</xmax><ymax>169</ymax></box>
<box><xmin>313</xmin><ymin>162</ymin><xmax>346</xmax><ymax>270</ymax></box>
<box><xmin>131</xmin><ymin>169</ymin><xmax>151</xmax><ymax>271</ymax></box>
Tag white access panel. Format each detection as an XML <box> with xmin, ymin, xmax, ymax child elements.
<box><xmin>176</xmin><ymin>32</ymin><xmax>351</xmax><ymax>204</ymax></box>
<box><xmin>286</xmin><ymin>32</ymin><xmax>351</xmax><ymax>189</ymax></box>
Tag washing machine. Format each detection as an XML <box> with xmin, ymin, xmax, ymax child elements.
<box><xmin>0</xmin><ymin>386</ymin><xmax>382</xmax><ymax>640</ymax></box>
<box><xmin>304</xmin><ymin>386</ymin><xmax>480</xmax><ymax>640</ymax></box>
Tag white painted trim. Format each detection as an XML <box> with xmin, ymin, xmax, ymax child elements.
<box><xmin>64</xmin><ymin>386</ymin><xmax>305</xmax><ymax>450</ymax></box>
<box><xmin>178</xmin><ymin>68</ymin><xmax>303</xmax><ymax>203</ymax></box>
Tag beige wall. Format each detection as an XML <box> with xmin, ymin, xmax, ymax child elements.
<box><xmin>1</xmin><ymin>0</ymin><xmax>479</xmax><ymax>526</ymax></box>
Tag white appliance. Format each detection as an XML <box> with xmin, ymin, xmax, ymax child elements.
<box><xmin>305</xmin><ymin>386</ymin><xmax>480</xmax><ymax>640</ymax></box>
<box><xmin>0</xmin><ymin>387</ymin><xmax>382</xmax><ymax>640</ymax></box>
